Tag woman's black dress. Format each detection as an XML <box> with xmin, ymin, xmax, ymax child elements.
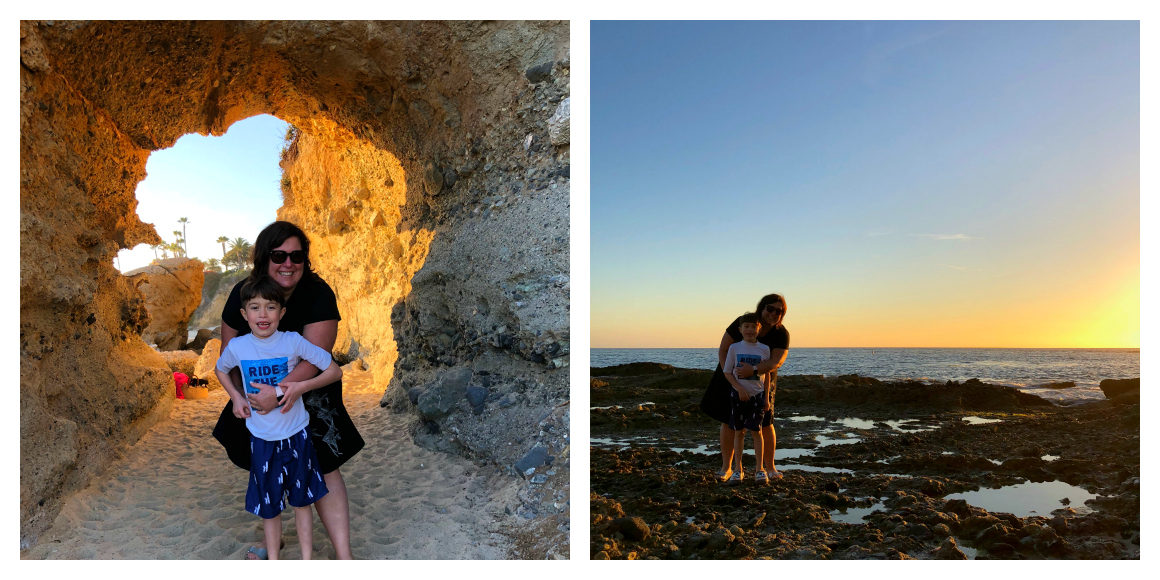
<box><xmin>211</xmin><ymin>272</ymin><xmax>365</xmax><ymax>473</ymax></box>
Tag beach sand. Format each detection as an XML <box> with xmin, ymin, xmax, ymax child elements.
<box><xmin>22</xmin><ymin>365</ymin><xmax>517</xmax><ymax>560</ymax></box>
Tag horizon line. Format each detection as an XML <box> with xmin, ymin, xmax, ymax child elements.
<box><xmin>591</xmin><ymin>346</ymin><xmax>1140</xmax><ymax>350</ymax></box>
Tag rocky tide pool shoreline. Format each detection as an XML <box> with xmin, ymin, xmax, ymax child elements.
<box><xmin>590</xmin><ymin>363</ymin><xmax>1140</xmax><ymax>560</ymax></box>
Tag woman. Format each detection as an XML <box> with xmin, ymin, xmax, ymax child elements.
<box><xmin>700</xmin><ymin>293</ymin><xmax>789</xmax><ymax>483</ymax></box>
<box><xmin>212</xmin><ymin>221</ymin><xmax>364</xmax><ymax>559</ymax></box>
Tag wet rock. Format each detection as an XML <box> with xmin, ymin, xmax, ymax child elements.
<box><xmin>943</xmin><ymin>498</ymin><xmax>972</xmax><ymax>517</ymax></box>
<box><xmin>706</xmin><ymin>528</ymin><xmax>735</xmax><ymax>553</ymax></box>
<box><xmin>932</xmin><ymin>536</ymin><xmax>968</xmax><ymax>559</ymax></box>
<box><xmin>918</xmin><ymin>477</ymin><xmax>945</xmax><ymax>496</ymax></box>
<box><xmin>1099</xmin><ymin>378</ymin><xmax>1139</xmax><ymax>399</ymax></box>
<box><xmin>610</xmin><ymin>517</ymin><xmax>650</xmax><ymax>541</ymax></box>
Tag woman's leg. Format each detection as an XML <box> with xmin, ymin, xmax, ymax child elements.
<box><xmin>761</xmin><ymin>423</ymin><xmax>777</xmax><ymax>472</ymax></box>
<box><xmin>719</xmin><ymin>423</ymin><xmax>736</xmax><ymax>473</ymax></box>
<box><xmin>314</xmin><ymin>469</ymin><xmax>353</xmax><ymax>559</ymax></box>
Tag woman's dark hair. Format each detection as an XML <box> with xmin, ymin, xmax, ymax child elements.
<box><xmin>756</xmin><ymin>293</ymin><xmax>787</xmax><ymax>327</ymax></box>
<box><xmin>250</xmin><ymin>220</ymin><xmax>312</xmax><ymax>278</ymax></box>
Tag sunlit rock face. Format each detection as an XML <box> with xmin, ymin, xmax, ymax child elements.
<box><xmin>124</xmin><ymin>257</ymin><xmax>205</xmax><ymax>351</ymax></box>
<box><xmin>20</xmin><ymin>20</ymin><xmax>569</xmax><ymax>549</ymax></box>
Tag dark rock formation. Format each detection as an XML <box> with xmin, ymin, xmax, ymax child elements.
<box><xmin>1099</xmin><ymin>378</ymin><xmax>1139</xmax><ymax>399</ymax></box>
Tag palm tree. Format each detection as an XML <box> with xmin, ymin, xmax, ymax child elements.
<box><xmin>178</xmin><ymin>217</ymin><xmax>190</xmax><ymax>256</ymax></box>
<box><xmin>217</xmin><ymin>236</ymin><xmax>229</xmax><ymax>261</ymax></box>
<box><xmin>228</xmin><ymin>237</ymin><xmax>252</xmax><ymax>270</ymax></box>
<box><xmin>206</xmin><ymin>258</ymin><xmax>222</xmax><ymax>272</ymax></box>
<box><xmin>172</xmin><ymin>231</ymin><xmax>187</xmax><ymax>257</ymax></box>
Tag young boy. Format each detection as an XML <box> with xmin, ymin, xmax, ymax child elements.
<box><xmin>215</xmin><ymin>277</ymin><xmax>341</xmax><ymax>560</ymax></box>
<box><xmin>722</xmin><ymin>312</ymin><xmax>772</xmax><ymax>484</ymax></box>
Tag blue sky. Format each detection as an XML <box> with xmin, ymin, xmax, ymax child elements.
<box><xmin>592</xmin><ymin>21</ymin><xmax>1140</xmax><ymax>347</ymax></box>
<box><xmin>116</xmin><ymin>114</ymin><xmax>290</xmax><ymax>272</ymax></box>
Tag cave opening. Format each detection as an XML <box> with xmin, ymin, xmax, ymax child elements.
<box><xmin>116</xmin><ymin>114</ymin><xmax>289</xmax><ymax>275</ymax></box>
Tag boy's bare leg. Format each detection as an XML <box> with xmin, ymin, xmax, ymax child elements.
<box><xmin>315</xmin><ymin>469</ymin><xmax>353</xmax><ymax>559</ymax></box>
<box><xmin>761</xmin><ymin>423</ymin><xmax>777</xmax><ymax>472</ymax></box>
<box><xmin>262</xmin><ymin>516</ymin><xmax>282</xmax><ymax>560</ymax></box>
<box><xmin>295</xmin><ymin>506</ymin><xmax>314</xmax><ymax>560</ymax></box>
<box><xmin>719</xmin><ymin>424</ymin><xmax>735</xmax><ymax>473</ymax></box>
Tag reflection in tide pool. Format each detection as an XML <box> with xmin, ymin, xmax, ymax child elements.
<box><xmin>962</xmin><ymin>416</ymin><xmax>1002</xmax><ymax>425</ymax></box>
<box><xmin>786</xmin><ymin>415</ymin><xmax>825</xmax><ymax>422</ymax></box>
<box><xmin>816</xmin><ymin>434</ymin><xmax>861</xmax><ymax>446</ymax></box>
<box><xmin>829</xmin><ymin>501</ymin><xmax>886</xmax><ymax>524</ymax></box>
<box><xmin>836</xmin><ymin>418</ymin><xmax>875</xmax><ymax>429</ymax></box>
<box><xmin>780</xmin><ymin>464</ymin><xmax>854</xmax><ymax>474</ymax></box>
<box><xmin>944</xmin><ymin>480</ymin><xmax>1098</xmax><ymax>517</ymax></box>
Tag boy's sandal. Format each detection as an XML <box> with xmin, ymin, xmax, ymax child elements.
<box><xmin>716</xmin><ymin>468</ymin><xmax>733</xmax><ymax>482</ymax></box>
<box><xmin>768</xmin><ymin>469</ymin><xmax>784</xmax><ymax>480</ymax></box>
<box><xmin>755</xmin><ymin>471</ymin><xmax>769</xmax><ymax>484</ymax></box>
<box><xmin>244</xmin><ymin>546</ymin><xmax>268</xmax><ymax>560</ymax></box>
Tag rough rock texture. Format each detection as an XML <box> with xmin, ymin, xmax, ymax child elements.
<box><xmin>158</xmin><ymin>350</ymin><xmax>199</xmax><ymax>377</ymax></box>
<box><xmin>194</xmin><ymin>339</ymin><xmax>224</xmax><ymax>391</ymax></box>
<box><xmin>190</xmin><ymin>270</ymin><xmax>248</xmax><ymax>331</ymax></box>
<box><xmin>124</xmin><ymin>257</ymin><xmax>205</xmax><ymax>350</ymax></box>
<box><xmin>20</xmin><ymin>20</ymin><xmax>569</xmax><ymax>551</ymax></box>
<box><xmin>591</xmin><ymin>365</ymin><xmax>1140</xmax><ymax>560</ymax></box>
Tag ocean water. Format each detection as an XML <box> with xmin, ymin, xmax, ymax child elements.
<box><xmin>591</xmin><ymin>348</ymin><xmax>1140</xmax><ymax>404</ymax></box>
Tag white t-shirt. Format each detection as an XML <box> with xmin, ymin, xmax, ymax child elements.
<box><xmin>724</xmin><ymin>340</ymin><xmax>770</xmax><ymax>397</ymax></box>
<box><xmin>216</xmin><ymin>330</ymin><xmax>334</xmax><ymax>441</ymax></box>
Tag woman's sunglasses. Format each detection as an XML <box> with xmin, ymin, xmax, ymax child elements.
<box><xmin>764</xmin><ymin>304</ymin><xmax>785</xmax><ymax>314</ymax></box>
<box><xmin>270</xmin><ymin>250</ymin><xmax>306</xmax><ymax>264</ymax></box>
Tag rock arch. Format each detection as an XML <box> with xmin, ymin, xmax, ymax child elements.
<box><xmin>20</xmin><ymin>20</ymin><xmax>569</xmax><ymax>548</ymax></box>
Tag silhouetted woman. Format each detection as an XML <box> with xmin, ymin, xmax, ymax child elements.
<box><xmin>700</xmin><ymin>293</ymin><xmax>789</xmax><ymax>482</ymax></box>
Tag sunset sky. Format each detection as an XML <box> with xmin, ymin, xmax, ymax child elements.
<box><xmin>591</xmin><ymin>20</ymin><xmax>1140</xmax><ymax>348</ymax></box>
<box><xmin>115</xmin><ymin>114</ymin><xmax>289</xmax><ymax>273</ymax></box>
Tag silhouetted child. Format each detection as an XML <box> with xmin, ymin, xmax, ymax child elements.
<box><xmin>215</xmin><ymin>276</ymin><xmax>341</xmax><ymax>559</ymax></box>
<box><xmin>722</xmin><ymin>312</ymin><xmax>773</xmax><ymax>484</ymax></box>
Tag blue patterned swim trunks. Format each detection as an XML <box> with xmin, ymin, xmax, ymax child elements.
<box><xmin>246</xmin><ymin>428</ymin><xmax>329</xmax><ymax>519</ymax></box>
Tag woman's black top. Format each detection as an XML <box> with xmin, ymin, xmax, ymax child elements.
<box><xmin>211</xmin><ymin>272</ymin><xmax>364</xmax><ymax>473</ymax></box>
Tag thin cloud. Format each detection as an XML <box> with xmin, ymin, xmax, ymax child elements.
<box><xmin>910</xmin><ymin>233</ymin><xmax>978</xmax><ymax>241</ymax></box>
<box><xmin>862</xmin><ymin>26</ymin><xmax>951</xmax><ymax>87</ymax></box>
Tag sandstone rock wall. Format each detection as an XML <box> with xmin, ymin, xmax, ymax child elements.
<box><xmin>20</xmin><ymin>20</ymin><xmax>569</xmax><ymax>549</ymax></box>
<box><xmin>124</xmin><ymin>257</ymin><xmax>205</xmax><ymax>350</ymax></box>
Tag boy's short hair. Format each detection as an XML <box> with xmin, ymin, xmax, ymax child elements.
<box><xmin>240</xmin><ymin>276</ymin><xmax>287</xmax><ymax>307</ymax></box>
<box><xmin>738</xmin><ymin>312</ymin><xmax>760</xmax><ymax>325</ymax></box>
